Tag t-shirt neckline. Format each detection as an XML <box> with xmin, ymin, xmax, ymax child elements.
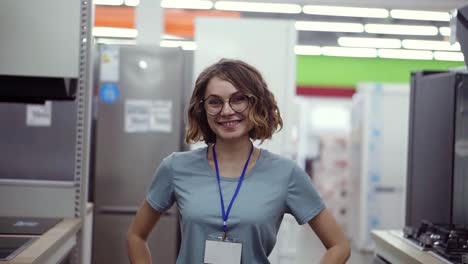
<box><xmin>202</xmin><ymin>145</ymin><xmax>264</xmax><ymax>182</ymax></box>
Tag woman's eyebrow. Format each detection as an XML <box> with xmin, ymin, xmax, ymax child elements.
<box><xmin>206</xmin><ymin>91</ymin><xmax>242</xmax><ymax>98</ymax></box>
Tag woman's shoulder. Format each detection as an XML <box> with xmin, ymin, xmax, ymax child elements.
<box><xmin>259</xmin><ymin>148</ymin><xmax>297</xmax><ymax>169</ymax></box>
<box><xmin>166</xmin><ymin>146</ymin><xmax>207</xmax><ymax>165</ymax></box>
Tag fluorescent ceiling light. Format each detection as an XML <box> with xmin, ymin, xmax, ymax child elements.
<box><xmin>378</xmin><ymin>49</ymin><xmax>433</xmax><ymax>60</ymax></box>
<box><xmin>295</xmin><ymin>21</ymin><xmax>364</xmax><ymax>33</ymax></box>
<box><xmin>303</xmin><ymin>5</ymin><xmax>388</xmax><ymax>18</ymax></box>
<box><xmin>338</xmin><ymin>37</ymin><xmax>401</xmax><ymax>49</ymax></box>
<box><xmin>433</xmin><ymin>51</ymin><xmax>465</xmax><ymax>61</ymax></box>
<box><xmin>124</xmin><ymin>0</ymin><xmax>139</xmax><ymax>6</ymax></box>
<box><xmin>321</xmin><ymin>46</ymin><xmax>377</xmax><ymax>58</ymax></box>
<box><xmin>161</xmin><ymin>0</ymin><xmax>213</xmax><ymax>10</ymax></box>
<box><xmin>215</xmin><ymin>1</ymin><xmax>301</xmax><ymax>13</ymax></box>
<box><xmin>390</xmin><ymin>9</ymin><xmax>450</xmax><ymax>22</ymax></box>
<box><xmin>95</xmin><ymin>0</ymin><xmax>123</xmax><ymax>5</ymax></box>
<box><xmin>162</xmin><ymin>34</ymin><xmax>185</xmax><ymax>40</ymax></box>
<box><xmin>160</xmin><ymin>40</ymin><xmax>197</xmax><ymax>50</ymax></box>
<box><xmin>365</xmin><ymin>24</ymin><xmax>438</xmax><ymax>36</ymax></box>
<box><xmin>402</xmin><ymin>39</ymin><xmax>460</xmax><ymax>51</ymax></box>
<box><xmin>93</xmin><ymin>27</ymin><xmax>138</xmax><ymax>38</ymax></box>
<box><xmin>439</xmin><ymin>27</ymin><xmax>451</xmax><ymax>36</ymax></box>
<box><xmin>294</xmin><ymin>45</ymin><xmax>321</xmax><ymax>55</ymax></box>
<box><xmin>96</xmin><ymin>38</ymin><xmax>137</xmax><ymax>45</ymax></box>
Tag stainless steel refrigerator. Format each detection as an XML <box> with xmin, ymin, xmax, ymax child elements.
<box><xmin>91</xmin><ymin>45</ymin><xmax>191</xmax><ymax>263</ymax></box>
<box><xmin>405</xmin><ymin>5</ymin><xmax>468</xmax><ymax>228</ymax></box>
<box><xmin>405</xmin><ymin>71</ymin><xmax>468</xmax><ymax>228</ymax></box>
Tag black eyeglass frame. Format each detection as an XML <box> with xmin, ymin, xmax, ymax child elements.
<box><xmin>200</xmin><ymin>93</ymin><xmax>254</xmax><ymax>116</ymax></box>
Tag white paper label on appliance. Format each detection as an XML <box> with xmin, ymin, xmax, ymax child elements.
<box><xmin>455</xmin><ymin>139</ymin><xmax>468</xmax><ymax>157</ymax></box>
<box><xmin>150</xmin><ymin>100</ymin><xmax>172</xmax><ymax>133</ymax></box>
<box><xmin>125</xmin><ymin>100</ymin><xmax>152</xmax><ymax>133</ymax></box>
<box><xmin>100</xmin><ymin>45</ymin><xmax>120</xmax><ymax>82</ymax></box>
<box><xmin>26</xmin><ymin>101</ymin><xmax>52</xmax><ymax>127</ymax></box>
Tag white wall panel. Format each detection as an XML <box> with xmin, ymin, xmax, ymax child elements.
<box><xmin>0</xmin><ymin>0</ymin><xmax>80</xmax><ymax>77</ymax></box>
<box><xmin>349</xmin><ymin>83</ymin><xmax>410</xmax><ymax>251</ymax></box>
<box><xmin>194</xmin><ymin>17</ymin><xmax>297</xmax><ymax>157</ymax></box>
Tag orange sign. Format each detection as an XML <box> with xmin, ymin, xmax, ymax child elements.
<box><xmin>94</xmin><ymin>6</ymin><xmax>240</xmax><ymax>38</ymax></box>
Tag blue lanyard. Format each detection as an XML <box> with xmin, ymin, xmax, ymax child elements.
<box><xmin>212</xmin><ymin>143</ymin><xmax>254</xmax><ymax>239</ymax></box>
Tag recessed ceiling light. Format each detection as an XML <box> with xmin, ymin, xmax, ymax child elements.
<box><xmin>321</xmin><ymin>46</ymin><xmax>378</xmax><ymax>58</ymax></box>
<box><xmin>402</xmin><ymin>39</ymin><xmax>460</xmax><ymax>51</ymax></box>
<box><xmin>96</xmin><ymin>38</ymin><xmax>137</xmax><ymax>45</ymax></box>
<box><xmin>439</xmin><ymin>27</ymin><xmax>451</xmax><ymax>37</ymax></box>
<box><xmin>433</xmin><ymin>51</ymin><xmax>465</xmax><ymax>61</ymax></box>
<box><xmin>93</xmin><ymin>27</ymin><xmax>138</xmax><ymax>38</ymax></box>
<box><xmin>338</xmin><ymin>37</ymin><xmax>401</xmax><ymax>49</ymax></box>
<box><xmin>390</xmin><ymin>9</ymin><xmax>450</xmax><ymax>22</ymax></box>
<box><xmin>378</xmin><ymin>49</ymin><xmax>433</xmax><ymax>60</ymax></box>
<box><xmin>161</xmin><ymin>0</ymin><xmax>213</xmax><ymax>10</ymax></box>
<box><xmin>296</xmin><ymin>21</ymin><xmax>364</xmax><ymax>33</ymax></box>
<box><xmin>365</xmin><ymin>24</ymin><xmax>438</xmax><ymax>36</ymax></box>
<box><xmin>303</xmin><ymin>5</ymin><xmax>388</xmax><ymax>18</ymax></box>
<box><xmin>95</xmin><ymin>0</ymin><xmax>124</xmax><ymax>5</ymax></box>
<box><xmin>160</xmin><ymin>40</ymin><xmax>197</xmax><ymax>50</ymax></box>
<box><xmin>294</xmin><ymin>45</ymin><xmax>321</xmax><ymax>55</ymax></box>
<box><xmin>215</xmin><ymin>1</ymin><xmax>301</xmax><ymax>13</ymax></box>
<box><xmin>124</xmin><ymin>0</ymin><xmax>139</xmax><ymax>6</ymax></box>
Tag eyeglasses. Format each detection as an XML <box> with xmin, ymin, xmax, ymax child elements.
<box><xmin>201</xmin><ymin>93</ymin><xmax>250</xmax><ymax>116</ymax></box>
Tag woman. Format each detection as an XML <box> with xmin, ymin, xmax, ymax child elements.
<box><xmin>127</xmin><ymin>59</ymin><xmax>351</xmax><ymax>263</ymax></box>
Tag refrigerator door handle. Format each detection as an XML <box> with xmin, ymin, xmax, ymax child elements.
<box><xmin>97</xmin><ymin>205</ymin><xmax>176</xmax><ymax>216</ymax></box>
<box><xmin>374</xmin><ymin>185</ymin><xmax>400</xmax><ymax>193</ymax></box>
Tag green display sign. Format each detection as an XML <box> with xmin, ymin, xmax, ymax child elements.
<box><xmin>297</xmin><ymin>55</ymin><xmax>464</xmax><ymax>88</ymax></box>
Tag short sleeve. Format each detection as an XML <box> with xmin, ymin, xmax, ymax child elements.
<box><xmin>146</xmin><ymin>155</ymin><xmax>175</xmax><ymax>213</ymax></box>
<box><xmin>286</xmin><ymin>165</ymin><xmax>325</xmax><ymax>225</ymax></box>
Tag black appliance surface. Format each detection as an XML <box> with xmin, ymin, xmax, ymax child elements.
<box><xmin>406</xmin><ymin>71</ymin><xmax>468</xmax><ymax>227</ymax></box>
<box><xmin>0</xmin><ymin>236</ymin><xmax>36</xmax><ymax>261</ymax></box>
<box><xmin>0</xmin><ymin>101</ymin><xmax>77</xmax><ymax>182</ymax></box>
<box><xmin>0</xmin><ymin>217</ymin><xmax>61</xmax><ymax>235</ymax></box>
<box><xmin>0</xmin><ymin>75</ymin><xmax>77</xmax><ymax>104</ymax></box>
<box><xmin>373</xmin><ymin>255</ymin><xmax>391</xmax><ymax>264</ymax></box>
<box><xmin>404</xmin><ymin>221</ymin><xmax>468</xmax><ymax>263</ymax></box>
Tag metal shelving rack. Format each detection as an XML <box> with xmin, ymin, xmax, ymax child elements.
<box><xmin>71</xmin><ymin>0</ymin><xmax>94</xmax><ymax>263</ymax></box>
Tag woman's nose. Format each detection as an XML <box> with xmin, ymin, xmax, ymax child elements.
<box><xmin>220</xmin><ymin>101</ymin><xmax>235</xmax><ymax>115</ymax></box>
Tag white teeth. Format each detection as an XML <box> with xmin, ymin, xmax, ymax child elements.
<box><xmin>219</xmin><ymin>120</ymin><xmax>241</xmax><ymax>127</ymax></box>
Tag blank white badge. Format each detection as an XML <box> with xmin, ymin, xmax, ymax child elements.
<box><xmin>204</xmin><ymin>240</ymin><xmax>242</xmax><ymax>264</ymax></box>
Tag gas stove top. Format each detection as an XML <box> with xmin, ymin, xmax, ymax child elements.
<box><xmin>404</xmin><ymin>220</ymin><xmax>468</xmax><ymax>263</ymax></box>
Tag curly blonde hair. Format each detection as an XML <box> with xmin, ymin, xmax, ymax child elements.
<box><xmin>185</xmin><ymin>59</ymin><xmax>283</xmax><ymax>144</ymax></box>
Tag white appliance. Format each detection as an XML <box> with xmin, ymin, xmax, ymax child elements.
<box><xmin>349</xmin><ymin>83</ymin><xmax>410</xmax><ymax>251</ymax></box>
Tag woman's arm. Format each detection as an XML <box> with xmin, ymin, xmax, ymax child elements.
<box><xmin>308</xmin><ymin>208</ymin><xmax>351</xmax><ymax>264</ymax></box>
<box><xmin>127</xmin><ymin>200</ymin><xmax>162</xmax><ymax>264</ymax></box>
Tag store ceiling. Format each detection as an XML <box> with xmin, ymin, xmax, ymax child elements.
<box><xmin>204</xmin><ymin>0</ymin><xmax>466</xmax><ymax>58</ymax></box>
<box><xmin>95</xmin><ymin>1</ymin><xmax>466</xmax><ymax>60</ymax></box>
<box><xmin>228</xmin><ymin>1</ymin><xmax>458</xmax><ymax>45</ymax></box>
<box><xmin>228</xmin><ymin>0</ymin><xmax>466</xmax><ymax>11</ymax></box>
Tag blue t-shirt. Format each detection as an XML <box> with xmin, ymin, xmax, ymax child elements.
<box><xmin>146</xmin><ymin>147</ymin><xmax>325</xmax><ymax>264</ymax></box>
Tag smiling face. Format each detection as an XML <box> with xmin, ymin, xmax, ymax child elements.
<box><xmin>203</xmin><ymin>76</ymin><xmax>253</xmax><ymax>143</ymax></box>
<box><xmin>185</xmin><ymin>59</ymin><xmax>283</xmax><ymax>145</ymax></box>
